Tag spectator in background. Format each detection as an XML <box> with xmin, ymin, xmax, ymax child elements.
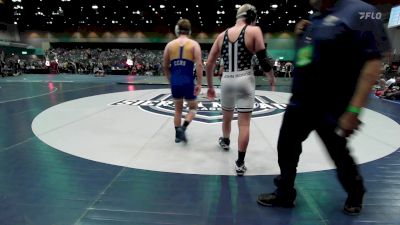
<box><xmin>94</xmin><ymin>62</ymin><xmax>105</xmax><ymax>77</ymax></box>
<box><xmin>0</xmin><ymin>49</ymin><xmax>4</xmax><ymax>64</ymax></box>
<box><xmin>386</xmin><ymin>76</ymin><xmax>396</xmax><ymax>87</ymax></box>
<box><xmin>284</xmin><ymin>61</ymin><xmax>294</xmax><ymax>79</ymax></box>
<box><xmin>383</xmin><ymin>76</ymin><xmax>400</xmax><ymax>100</ymax></box>
<box><xmin>0</xmin><ymin>60</ymin><xmax>4</xmax><ymax>77</ymax></box>
<box><xmin>49</xmin><ymin>59</ymin><xmax>59</xmax><ymax>74</ymax></box>
<box><xmin>0</xmin><ymin>50</ymin><xmax>4</xmax><ymax>77</ymax></box>
<box><xmin>273</xmin><ymin>59</ymin><xmax>279</xmax><ymax>72</ymax></box>
<box><xmin>374</xmin><ymin>75</ymin><xmax>388</xmax><ymax>97</ymax></box>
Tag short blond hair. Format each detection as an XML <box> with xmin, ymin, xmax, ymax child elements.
<box><xmin>236</xmin><ymin>4</ymin><xmax>256</xmax><ymax>19</ymax></box>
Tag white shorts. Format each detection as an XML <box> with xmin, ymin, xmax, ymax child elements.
<box><xmin>220</xmin><ymin>69</ymin><xmax>255</xmax><ymax>113</ymax></box>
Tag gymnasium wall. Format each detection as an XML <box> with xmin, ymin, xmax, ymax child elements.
<box><xmin>0</xmin><ymin>23</ymin><xmax>20</xmax><ymax>42</ymax></box>
<box><xmin>20</xmin><ymin>30</ymin><xmax>296</xmax><ymax>61</ymax></box>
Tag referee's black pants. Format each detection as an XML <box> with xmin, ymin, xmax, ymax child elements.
<box><xmin>275</xmin><ymin>104</ymin><xmax>364</xmax><ymax>199</ymax></box>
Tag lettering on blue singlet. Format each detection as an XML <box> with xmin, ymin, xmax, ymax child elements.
<box><xmin>174</xmin><ymin>60</ymin><xmax>186</xmax><ymax>66</ymax></box>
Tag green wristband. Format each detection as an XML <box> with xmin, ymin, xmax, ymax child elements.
<box><xmin>346</xmin><ymin>105</ymin><xmax>361</xmax><ymax>114</ymax></box>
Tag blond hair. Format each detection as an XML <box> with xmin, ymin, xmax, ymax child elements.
<box><xmin>236</xmin><ymin>4</ymin><xmax>256</xmax><ymax>19</ymax></box>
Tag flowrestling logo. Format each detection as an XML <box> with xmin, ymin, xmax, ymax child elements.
<box><xmin>359</xmin><ymin>12</ymin><xmax>382</xmax><ymax>20</ymax></box>
<box><xmin>110</xmin><ymin>93</ymin><xmax>287</xmax><ymax>123</ymax></box>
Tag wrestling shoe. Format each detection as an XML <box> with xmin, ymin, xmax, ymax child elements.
<box><xmin>175</xmin><ymin>127</ymin><xmax>187</xmax><ymax>143</ymax></box>
<box><xmin>257</xmin><ymin>192</ymin><xmax>295</xmax><ymax>208</ymax></box>
<box><xmin>235</xmin><ymin>160</ymin><xmax>247</xmax><ymax>176</ymax></box>
<box><xmin>218</xmin><ymin>137</ymin><xmax>230</xmax><ymax>151</ymax></box>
